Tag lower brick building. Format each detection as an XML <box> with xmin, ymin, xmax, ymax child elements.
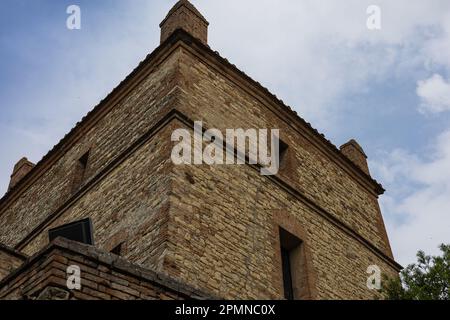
<box><xmin>0</xmin><ymin>0</ymin><xmax>401</xmax><ymax>300</ymax></box>
<box><xmin>0</xmin><ymin>237</ymin><xmax>213</xmax><ymax>300</ymax></box>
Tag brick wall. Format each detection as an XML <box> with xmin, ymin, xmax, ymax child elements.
<box><xmin>168</xmin><ymin>143</ymin><xmax>398</xmax><ymax>299</ymax></box>
<box><xmin>0</xmin><ymin>47</ymin><xmax>183</xmax><ymax>249</ymax></box>
<box><xmin>0</xmin><ymin>238</ymin><xmax>213</xmax><ymax>300</ymax></box>
<box><xmin>19</xmin><ymin>118</ymin><xmax>180</xmax><ymax>278</ymax></box>
<box><xmin>174</xmin><ymin>43</ymin><xmax>392</xmax><ymax>257</ymax></box>
<box><xmin>0</xmin><ymin>245</ymin><xmax>25</xmax><ymax>281</ymax></box>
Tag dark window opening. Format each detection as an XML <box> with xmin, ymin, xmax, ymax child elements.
<box><xmin>79</xmin><ymin>151</ymin><xmax>90</xmax><ymax>169</ymax></box>
<box><xmin>278</xmin><ymin>139</ymin><xmax>289</xmax><ymax>169</ymax></box>
<box><xmin>111</xmin><ymin>243</ymin><xmax>124</xmax><ymax>256</ymax></box>
<box><xmin>279</xmin><ymin>227</ymin><xmax>302</xmax><ymax>300</ymax></box>
<box><xmin>49</xmin><ymin>218</ymin><xmax>94</xmax><ymax>245</ymax></box>
<box><xmin>72</xmin><ymin>150</ymin><xmax>90</xmax><ymax>192</ymax></box>
<box><xmin>281</xmin><ymin>247</ymin><xmax>294</xmax><ymax>300</ymax></box>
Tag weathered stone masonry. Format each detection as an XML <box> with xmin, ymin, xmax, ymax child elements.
<box><xmin>0</xmin><ymin>237</ymin><xmax>214</xmax><ymax>300</ymax></box>
<box><xmin>0</xmin><ymin>0</ymin><xmax>401</xmax><ymax>300</ymax></box>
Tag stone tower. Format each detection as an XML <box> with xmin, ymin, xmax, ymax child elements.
<box><xmin>0</xmin><ymin>1</ymin><xmax>400</xmax><ymax>300</ymax></box>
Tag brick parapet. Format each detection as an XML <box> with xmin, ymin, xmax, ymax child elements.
<box><xmin>0</xmin><ymin>237</ymin><xmax>217</xmax><ymax>300</ymax></box>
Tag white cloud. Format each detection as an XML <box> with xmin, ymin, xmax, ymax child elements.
<box><xmin>423</xmin><ymin>10</ymin><xmax>450</xmax><ymax>70</ymax></box>
<box><xmin>417</xmin><ymin>74</ymin><xmax>450</xmax><ymax>113</ymax></box>
<box><xmin>371</xmin><ymin>130</ymin><xmax>450</xmax><ymax>266</ymax></box>
<box><xmin>189</xmin><ymin>0</ymin><xmax>450</xmax><ymax>143</ymax></box>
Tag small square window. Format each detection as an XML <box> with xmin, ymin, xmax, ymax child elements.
<box><xmin>110</xmin><ymin>243</ymin><xmax>124</xmax><ymax>256</ymax></box>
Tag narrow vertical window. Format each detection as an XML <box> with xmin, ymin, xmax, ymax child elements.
<box><xmin>279</xmin><ymin>139</ymin><xmax>289</xmax><ymax>170</ymax></box>
<box><xmin>281</xmin><ymin>246</ymin><xmax>294</xmax><ymax>300</ymax></box>
<box><xmin>79</xmin><ymin>151</ymin><xmax>89</xmax><ymax>169</ymax></box>
<box><xmin>279</xmin><ymin>227</ymin><xmax>303</xmax><ymax>300</ymax></box>
<box><xmin>72</xmin><ymin>150</ymin><xmax>90</xmax><ymax>192</ymax></box>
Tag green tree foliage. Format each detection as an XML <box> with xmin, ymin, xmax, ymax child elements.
<box><xmin>382</xmin><ymin>244</ymin><xmax>449</xmax><ymax>300</ymax></box>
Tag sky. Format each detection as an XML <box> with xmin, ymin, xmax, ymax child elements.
<box><xmin>0</xmin><ymin>0</ymin><xmax>449</xmax><ymax>267</ymax></box>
